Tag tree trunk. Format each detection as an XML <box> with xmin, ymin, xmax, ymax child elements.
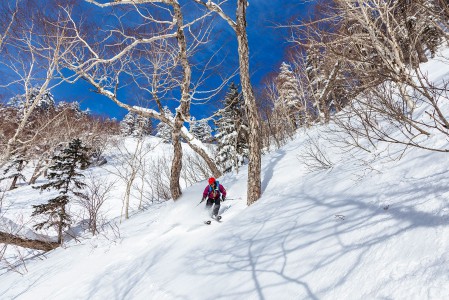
<box><xmin>170</xmin><ymin>133</ymin><xmax>183</xmax><ymax>199</ymax></box>
<box><xmin>58</xmin><ymin>206</ymin><xmax>64</xmax><ymax>244</ymax></box>
<box><xmin>415</xmin><ymin>41</ymin><xmax>428</xmax><ymax>64</ymax></box>
<box><xmin>29</xmin><ymin>170</ymin><xmax>42</xmax><ymax>185</ymax></box>
<box><xmin>9</xmin><ymin>160</ymin><xmax>24</xmax><ymax>190</ymax></box>
<box><xmin>236</xmin><ymin>0</ymin><xmax>261</xmax><ymax>205</ymax></box>
<box><xmin>9</xmin><ymin>176</ymin><xmax>18</xmax><ymax>190</ymax></box>
<box><xmin>169</xmin><ymin>2</ymin><xmax>191</xmax><ymax>200</ymax></box>
<box><xmin>123</xmin><ymin>181</ymin><xmax>133</xmax><ymax>220</ymax></box>
<box><xmin>183</xmin><ymin>137</ymin><xmax>222</xmax><ymax>178</ymax></box>
<box><xmin>0</xmin><ymin>231</ymin><xmax>59</xmax><ymax>251</ymax></box>
<box><xmin>29</xmin><ymin>160</ymin><xmax>45</xmax><ymax>185</ymax></box>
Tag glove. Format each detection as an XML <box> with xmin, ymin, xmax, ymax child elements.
<box><xmin>221</xmin><ymin>196</ymin><xmax>226</xmax><ymax>202</ymax></box>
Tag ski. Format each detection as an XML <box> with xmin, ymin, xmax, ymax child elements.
<box><xmin>203</xmin><ymin>216</ymin><xmax>222</xmax><ymax>225</ymax></box>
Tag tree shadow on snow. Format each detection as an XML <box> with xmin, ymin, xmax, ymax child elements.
<box><xmin>181</xmin><ymin>175</ymin><xmax>449</xmax><ymax>299</ymax></box>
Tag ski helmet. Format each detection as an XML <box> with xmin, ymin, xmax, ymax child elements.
<box><xmin>208</xmin><ymin>177</ymin><xmax>215</xmax><ymax>185</ymax></box>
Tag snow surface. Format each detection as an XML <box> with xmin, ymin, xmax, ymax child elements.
<box><xmin>2</xmin><ymin>52</ymin><xmax>449</xmax><ymax>300</ymax></box>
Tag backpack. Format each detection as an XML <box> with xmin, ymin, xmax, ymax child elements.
<box><xmin>208</xmin><ymin>181</ymin><xmax>221</xmax><ymax>198</ymax></box>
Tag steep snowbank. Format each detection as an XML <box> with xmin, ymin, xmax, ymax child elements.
<box><xmin>1</xmin><ymin>52</ymin><xmax>449</xmax><ymax>299</ymax></box>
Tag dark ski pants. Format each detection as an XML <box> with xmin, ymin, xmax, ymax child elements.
<box><xmin>206</xmin><ymin>198</ymin><xmax>220</xmax><ymax>216</ymax></box>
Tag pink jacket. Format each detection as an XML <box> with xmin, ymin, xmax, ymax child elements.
<box><xmin>203</xmin><ymin>183</ymin><xmax>226</xmax><ymax>200</ymax></box>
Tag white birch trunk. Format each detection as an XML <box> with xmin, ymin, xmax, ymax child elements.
<box><xmin>236</xmin><ymin>0</ymin><xmax>261</xmax><ymax>205</ymax></box>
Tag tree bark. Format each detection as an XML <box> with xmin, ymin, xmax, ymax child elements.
<box><xmin>170</xmin><ymin>134</ymin><xmax>183</xmax><ymax>199</ymax></box>
<box><xmin>9</xmin><ymin>176</ymin><xmax>18</xmax><ymax>191</ymax></box>
<box><xmin>29</xmin><ymin>162</ymin><xmax>44</xmax><ymax>185</ymax></box>
<box><xmin>58</xmin><ymin>211</ymin><xmax>63</xmax><ymax>245</ymax></box>
<box><xmin>0</xmin><ymin>231</ymin><xmax>59</xmax><ymax>251</ymax></box>
<box><xmin>236</xmin><ymin>0</ymin><xmax>261</xmax><ymax>205</ymax></box>
<box><xmin>169</xmin><ymin>1</ymin><xmax>191</xmax><ymax>200</ymax></box>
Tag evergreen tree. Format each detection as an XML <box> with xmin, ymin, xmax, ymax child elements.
<box><xmin>190</xmin><ymin>117</ymin><xmax>213</xmax><ymax>143</ymax></box>
<box><xmin>1</xmin><ymin>150</ymin><xmax>27</xmax><ymax>190</ymax></box>
<box><xmin>32</xmin><ymin>138</ymin><xmax>90</xmax><ymax>244</ymax></box>
<box><xmin>120</xmin><ymin>112</ymin><xmax>152</xmax><ymax>137</ymax></box>
<box><xmin>276</xmin><ymin>62</ymin><xmax>301</xmax><ymax>128</ymax></box>
<box><xmin>156</xmin><ymin>106</ymin><xmax>174</xmax><ymax>143</ymax></box>
<box><xmin>214</xmin><ymin>83</ymin><xmax>249</xmax><ymax>173</ymax></box>
<box><xmin>134</xmin><ymin>114</ymin><xmax>152</xmax><ymax>137</ymax></box>
<box><xmin>9</xmin><ymin>87</ymin><xmax>55</xmax><ymax>115</ymax></box>
<box><xmin>56</xmin><ymin>101</ymin><xmax>86</xmax><ymax>117</ymax></box>
<box><xmin>120</xmin><ymin>112</ymin><xmax>137</xmax><ymax>136</ymax></box>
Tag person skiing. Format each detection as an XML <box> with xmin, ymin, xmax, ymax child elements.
<box><xmin>202</xmin><ymin>177</ymin><xmax>226</xmax><ymax>219</ymax></box>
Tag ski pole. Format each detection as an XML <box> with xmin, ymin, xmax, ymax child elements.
<box><xmin>196</xmin><ymin>198</ymin><xmax>205</xmax><ymax>207</ymax></box>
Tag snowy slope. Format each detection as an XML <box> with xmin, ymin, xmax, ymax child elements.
<box><xmin>2</xmin><ymin>54</ymin><xmax>449</xmax><ymax>299</ymax></box>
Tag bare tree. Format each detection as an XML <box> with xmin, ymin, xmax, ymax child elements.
<box><xmin>181</xmin><ymin>150</ymin><xmax>212</xmax><ymax>186</ymax></box>
<box><xmin>0</xmin><ymin>3</ymin><xmax>78</xmax><ymax>166</ymax></box>
<box><xmin>290</xmin><ymin>0</ymin><xmax>449</xmax><ymax>153</ymax></box>
<box><xmin>0</xmin><ymin>0</ymin><xmax>19</xmax><ymax>50</ymax></box>
<box><xmin>142</xmin><ymin>155</ymin><xmax>172</xmax><ymax>204</ymax></box>
<box><xmin>193</xmin><ymin>0</ymin><xmax>262</xmax><ymax>205</ymax></box>
<box><xmin>297</xmin><ymin>135</ymin><xmax>334</xmax><ymax>172</ymax></box>
<box><xmin>75</xmin><ymin>173</ymin><xmax>116</xmax><ymax>235</ymax></box>
<box><xmin>60</xmin><ymin>1</ymin><xmax>223</xmax><ymax>200</ymax></box>
<box><xmin>258</xmin><ymin>79</ymin><xmax>296</xmax><ymax>149</ymax></box>
<box><xmin>107</xmin><ymin>136</ymin><xmax>154</xmax><ymax>221</ymax></box>
<box><xmin>7</xmin><ymin>0</ymin><xmax>262</xmax><ymax>205</ymax></box>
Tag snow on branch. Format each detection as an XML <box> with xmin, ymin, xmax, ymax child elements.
<box><xmin>192</xmin><ymin>0</ymin><xmax>237</xmax><ymax>31</ymax></box>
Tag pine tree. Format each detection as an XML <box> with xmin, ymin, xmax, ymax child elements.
<box><xmin>32</xmin><ymin>138</ymin><xmax>90</xmax><ymax>244</ymax></box>
<box><xmin>156</xmin><ymin>106</ymin><xmax>174</xmax><ymax>143</ymax></box>
<box><xmin>190</xmin><ymin>117</ymin><xmax>213</xmax><ymax>143</ymax></box>
<box><xmin>214</xmin><ymin>83</ymin><xmax>249</xmax><ymax>173</ymax></box>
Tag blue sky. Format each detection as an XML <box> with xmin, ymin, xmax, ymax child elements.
<box><xmin>17</xmin><ymin>1</ymin><xmax>316</xmax><ymax>121</ymax></box>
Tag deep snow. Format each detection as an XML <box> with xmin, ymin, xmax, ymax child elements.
<box><xmin>1</xmin><ymin>52</ymin><xmax>449</xmax><ymax>300</ymax></box>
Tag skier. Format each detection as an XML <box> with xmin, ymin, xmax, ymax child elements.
<box><xmin>201</xmin><ymin>177</ymin><xmax>226</xmax><ymax>219</ymax></box>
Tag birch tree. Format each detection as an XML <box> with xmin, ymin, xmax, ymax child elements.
<box><xmin>108</xmin><ymin>137</ymin><xmax>153</xmax><ymax>221</ymax></box>
<box><xmin>0</xmin><ymin>0</ymin><xmax>19</xmax><ymax>50</ymax></box>
<box><xmin>0</xmin><ymin>3</ymin><xmax>77</xmax><ymax>167</ymax></box>
<box><xmin>62</xmin><ymin>0</ymin><xmax>223</xmax><ymax>200</ymax></box>
<box><xmin>192</xmin><ymin>0</ymin><xmax>262</xmax><ymax>205</ymax></box>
